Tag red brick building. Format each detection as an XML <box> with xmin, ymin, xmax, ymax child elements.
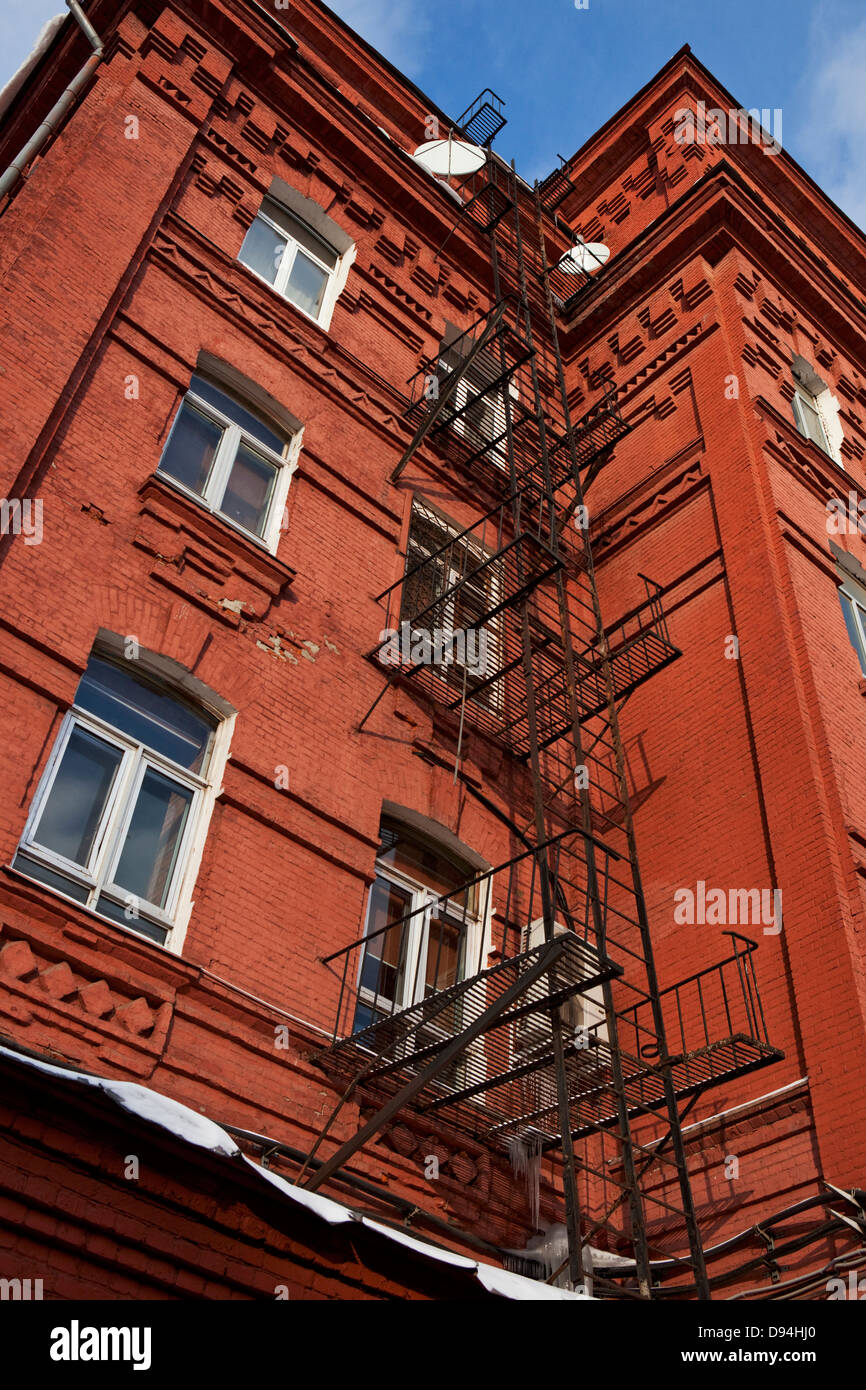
<box><xmin>0</xmin><ymin>0</ymin><xmax>864</xmax><ymax>1302</ymax></box>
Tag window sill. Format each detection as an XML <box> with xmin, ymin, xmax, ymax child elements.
<box><xmin>3</xmin><ymin>860</ymin><xmax>180</xmax><ymax>958</ymax></box>
<box><xmin>136</xmin><ymin>474</ymin><xmax>296</xmax><ymax>617</ymax></box>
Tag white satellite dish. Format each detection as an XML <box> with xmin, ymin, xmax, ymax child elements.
<box><xmin>557</xmin><ymin>239</ymin><xmax>611</xmax><ymax>274</ymax></box>
<box><xmin>413</xmin><ymin>134</ymin><xmax>487</xmax><ymax>178</ymax></box>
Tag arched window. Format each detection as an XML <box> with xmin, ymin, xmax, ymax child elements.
<box><xmin>157</xmin><ymin>373</ymin><xmax>299</xmax><ymax>549</ymax></box>
<box><xmin>354</xmin><ymin>816</ymin><xmax>486</xmax><ymax>1036</ymax></box>
<box><xmin>14</xmin><ymin>647</ymin><xmax>233</xmax><ymax>947</ymax></box>
<box><xmin>791</xmin><ymin>355</ymin><xmax>843</xmax><ymax>464</ymax></box>
<box><xmin>238</xmin><ymin>184</ymin><xmax>354</xmax><ymax>329</ymax></box>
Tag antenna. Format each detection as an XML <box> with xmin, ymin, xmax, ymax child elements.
<box><xmin>557</xmin><ymin>239</ymin><xmax>611</xmax><ymax>274</ymax></box>
<box><xmin>413</xmin><ymin>131</ymin><xmax>487</xmax><ymax>178</ymax></box>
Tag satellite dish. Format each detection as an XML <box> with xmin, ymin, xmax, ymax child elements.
<box><xmin>557</xmin><ymin>239</ymin><xmax>611</xmax><ymax>274</ymax></box>
<box><xmin>413</xmin><ymin>134</ymin><xmax>487</xmax><ymax>178</ymax></box>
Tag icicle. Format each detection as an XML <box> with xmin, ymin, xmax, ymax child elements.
<box><xmin>504</xmin><ymin>1132</ymin><xmax>543</xmax><ymax>1228</ymax></box>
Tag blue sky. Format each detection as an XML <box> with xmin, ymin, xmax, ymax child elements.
<box><xmin>3</xmin><ymin>0</ymin><xmax>865</xmax><ymax>227</ymax></box>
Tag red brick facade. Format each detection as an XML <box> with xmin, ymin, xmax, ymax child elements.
<box><xmin>0</xmin><ymin>0</ymin><xmax>864</xmax><ymax>1300</ymax></box>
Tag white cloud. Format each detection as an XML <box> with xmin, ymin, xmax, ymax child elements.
<box><xmin>326</xmin><ymin>0</ymin><xmax>432</xmax><ymax>79</ymax></box>
<box><xmin>797</xmin><ymin>10</ymin><xmax>866</xmax><ymax>229</ymax></box>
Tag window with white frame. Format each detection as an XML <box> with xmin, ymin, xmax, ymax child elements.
<box><xmin>792</xmin><ymin>386</ymin><xmax>831</xmax><ymax>454</ymax></box>
<box><xmin>791</xmin><ymin>355</ymin><xmax>843</xmax><ymax>463</ymax></box>
<box><xmin>438</xmin><ymin>350</ymin><xmax>517</xmax><ymax>470</ymax></box>
<box><xmin>353</xmin><ymin>818</ymin><xmax>484</xmax><ymax>1046</ymax></box>
<box><xmin>401</xmin><ymin>499</ymin><xmax>503</xmax><ymax>711</ymax></box>
<box><xmin>13</xmin><ymin>652</ymin><xmax>229</xmax><ymax>947</ymax></box>
<box><xmin>239</xmin><ymin>196</ymin><xmax>341</xmax><ymax>324</ymax></box>
<box><xmin>157</xmin><ymin>375</ymin><xmax>297</xmax><ymax>549</ymax></box>
<box><xmin>839</xmin><ymin>577</ymin><xmax>866</xmax><ymax>674</ymax></box>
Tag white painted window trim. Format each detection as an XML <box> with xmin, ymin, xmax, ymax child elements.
<box><xmin>407</xmin><ymin>504</ymin><xmax>505</xmax><ymax>713</ymax></box>
<box><xmin>157</xmin><ymin>384</ymin><xmax>300</xmax><ymax>554</ymax></box>
<box><xmin>240</xmin><ymin>204</ymin><xmax>354</xmax><ymax>333</ymax></box>
<box><xmin>357</xmin><ymin>858</ymin><xmax>483</xmax><ymax>1017</ymax></box>
<box><xmin>792</xmin><ymin>388</ymin><xmax>831</xmax><ymax>455</ymax></box>
<box><xmin>839</xmin><ymin>579</ymin><xmax>866</xmax><ymax>674</ymax></box>
<box><xmin>439</xmin><ymin>358</ymin><xmax>519</xmax><ymax>471</ymax></box>
<box><xmin>14</xmin><ymin>662</ymin><xmax>235</xmax><ymax>955</ymax></box>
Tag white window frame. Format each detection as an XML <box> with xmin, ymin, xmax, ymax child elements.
<box><xmin>157</xmin><ymin>381</ymin><xmax>299</xmax><ymax>553</ymax></box>
<box><xmin>793</xmin><ymin>388</ymin><xmax>831</xmax><ymax>455</ymax></box>
<box><xmin>839</xmin><ymin>580</ymin><xmax>866</xmax><ymax>674</ymax></box>
<box><xmin>355</xmin><ymin>857</ymin><xmax>485</xmax><ymax>1091</ymax></box>
<box><xmin>240</xmin><ymin>202</ymin><xmax>349</xmax><ymax>330</ymax></box>
<box><xmin>440</xmin><ymin>358</ymin><xmax>519</xmax><ymax>470</ymax></box>
<box><xmin>405</xmin><ymin>505</ymin><xmax>504</xmax><ymax>713</ymax></box>
<box><xmin>14</xmin><ymin>663</ymin><xmax>232</xmax><ymax>953</ymax></box>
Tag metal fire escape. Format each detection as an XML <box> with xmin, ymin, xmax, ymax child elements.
<box><xmin>299</xmin><ymin>94</ymin><xmax>783</xmax><ymax>1298</ymax></box>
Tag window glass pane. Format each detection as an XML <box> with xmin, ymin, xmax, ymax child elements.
<box><xmin>285</xmin><ymin>249</ymin><xmax>328</xmax><ymax>318</ymax></box>
<box><xmin>239</xmin><ymin>215</ymin><xmax>286</xmax><ymax>286</ymax></box>
<box><xmin>159</xmin><ymin>401</ymin><xmax>222</xmax><ymax>496</ymax></box>
<box><xmin>840</xmin><ymin>593</ymin><xmax>866</xmax><ymax>673</ymax></box>
<box><xmin>378</xmin><ymin>820</ymin><xmax>477</xmax><ymax>906</ymax></box>
<box><xmin>425</xmin><ymin>907</ymin><xmax>467</xmax><ymax>996</ymax></box>
<box><xmin>189</xmin><ymin>376</ymin><xmax>286</xmax><ymax>455</ymax></box>
<box><xmin>218</xmin><ymin>443</ymin><xmax>278</xmax><ymax>538</ymax></box>
<box><xmin>13</xmin><ymin>852</ymin><xmax>90</xmax><ymax>903</ymax></box>
<box><xmin>356</xmin><ymin>876</ymin><xmax>413</xmax><ymax>1026</ymax></box>
<box><xmin>76</xmin><ymin>658</ymin><xmax>215</xmax><ymax>773</ymax></box>
<box><xmin>111</xmin><ymin>768</ymin><xmax>193</xmax><ymax>909</ymax></box>
<box><xmin>261</xmin><ymin>198</ymin><xmax>338</xmax><ymax>268</ymax></box>
<box><xmin>33</xmin><ymin>726</ymin><xmax>123</xmax><ymax>865</ymax></box>
<box><xmin>94</xmin><ymin>895</ymin><xmax>168</xmax><ymax>944</ymax></box>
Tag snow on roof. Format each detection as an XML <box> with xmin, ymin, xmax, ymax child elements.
<box><xmin>0</xmin><ymin>1042</ymin><xmax>593</xmax><ymax>1300</ymax></box>
<box><xmin>0</xmin><ymin>15</ymin><xmax>67</xmax><ymax>124</ymax></box>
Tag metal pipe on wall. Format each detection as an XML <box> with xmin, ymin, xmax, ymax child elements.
<box><xmin>0</xmin><ymin>1</ymin><xmax>104</xmax><ymax>204</ymax></box>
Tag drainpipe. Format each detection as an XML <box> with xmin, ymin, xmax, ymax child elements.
<box><xmin>0</xmin><ymin>0</ymin><xmax>104</xmax><ymax>203</ymax></box>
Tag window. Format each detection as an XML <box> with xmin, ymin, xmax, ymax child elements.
<box><xmin>239</xmin><ymin>196</ymin><xmax>339</xmax><ymax>323</ymax></box>
<box><xmin>354</xmin><ymin>818</ymin><xmax>484</xmax><ymax>1040</ymax></box>
<box><xmin>793</xmin><ymin>387</ymin><xmax>831</xmax><ymax>454</ymax></box>
<box><xmin>13</xmin><ymin>653</ymin><xmax>227</xmax><ymax>946</ymax></box>
<box><xmin>401</xmin><ymin>499</ymin><xmax>503</xmax><ymax>710</ymax></box>
<box><xmin>839</xmin><ymin>580</ymin><xmax>866</xmax><ymax>674</ymax></box>
<box><xmin>157</xmin><ymin>375</ymin><xmax>297</xmax><ymax>548</ymax></box>
<box><xmin>791</xmin><ymin>355</ymin><xmax>842</xmax><ymax>463</ymax></box>
<box><xmin>439</xmin><ymin>349</ymin><xmax>517</xmax><ymax>470</ymax></box>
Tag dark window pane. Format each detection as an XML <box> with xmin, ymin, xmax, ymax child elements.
<box><xmin>76</xmin><ymin>658</ymin><xmax>215</xmax><ymax>773</ymax></box>
<box><xmin>13</xmin><ymin>852</ymin><xmax>90</xmax><ymax>903</ymax></box>
<box><xmin>189</xmin><ymin>376</ymin><xmax>285</xmax><ymax>455</ymax></box>
<box><xmin>355</xmin><ymin>876</ymin><xmax>412</xmax><ymax>1031</ymax></box>
<box><xmin>94</xmin><ymin>895</ymin><xmax>168</xmax><ymax>944</ymax></box>
<box><xmin>286</xmin><ymin>249</ymin><xmax>328</xmax><ymax>318</ymax></box>
<box><xmin>111</xmin><ymin>769</ymin><xmax>193</xmax><ymax>908</ymax></box>
<box><xmin>239</xmin><ymin>216</ymin><xmax>285</xmax><ymax>286</ymax></box>
<box><xmin>840</xmin><ymin>594</ymin><xmax>866</xmax><ymax>673</ymax></box>
<box><xmin>219</xmin><ymin>443</ymin><xmax>277</xmax><ymax>537</ymax></box>
<box><xmin>34</xmin><ymin>727</ymin><xmax>123</xmax><ymax>865</ymax></box>
<box><xmin>159</xmin><ymin>401</ymin><xmax>222</xmax><ymax>496</ymax></box>
<box><xmin>378</xmin><ymin>819</ymin><xmax>477</xmax><ymax>904</ymax></box>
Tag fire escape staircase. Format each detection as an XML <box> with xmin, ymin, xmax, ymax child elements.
<box><xmin>302</xmin><ymin>119</ymin><xmax>783</xmax><ymax>1300</ymax></box>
